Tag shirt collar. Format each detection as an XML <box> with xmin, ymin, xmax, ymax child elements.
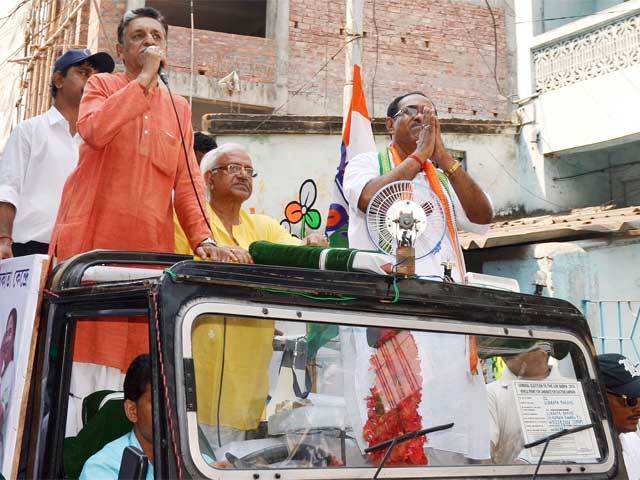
<box><xmin>128</xmin><ymin>429</ymin><xmax>143</xmax><ymax>450</ymax></box>
<box><xmin>47</xmin><ymin>106</ymin><xmax>67</xmax><ymax>126</ymax></box>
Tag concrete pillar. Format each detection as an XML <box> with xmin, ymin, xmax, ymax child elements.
<box><xmin>515</xmin><ymin>0</ymin><xmax>536</xmax><ymax>99</ymax></box>
<box><xmin>272</xmin><ymin>0</ymin><xmax>289</xmax><ymax>111</ymax></box>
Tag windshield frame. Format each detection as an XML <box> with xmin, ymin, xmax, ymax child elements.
<box><xmin>173</xmin><ymin>297</ymin><xmax>616</xmax><ymax>480</ymax></box>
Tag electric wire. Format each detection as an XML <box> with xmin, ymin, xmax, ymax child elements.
<box><xmin>451</xmin><ymin>0</ymin><xmax>580</xmax><ymax>208</ymax></box>
<box><xmin>150</xmin><ymin>290</ymin><xmax>184</xmax><ymax>480</ymax></box>
<box><xmin>484</xmin><ymin>0</ymin><xmax>504</xmax><ymax>98</ymax></box>
<box><xmin>216</xmin><ymin>318</ymin><xmax>227</xmax><ymax>449</ymax></box>
<box><xmin>163</xmin><ymin>77</ymin><xmax>214</xmax><ymax>236</ymax></box>
<box><xmin>370</xmin><ymin>0</ymin><xmax>380</xmax><ymax>117</ymax></box>
<box><xmin>0</xmin><ymin>0</ymin><xmax>85</xmax><ymax>71</ymax></box>
<box><xmin>0</xmin><ymin>0</ymin><xmax>31</xmax><ymax>32</ymax></box>
<box><xmin>252</xmin><ymin>34</ymin><xmax>363</xmax><ymax>133</ymax></box>
<box><xmin>482</xmin><ymin>144</ymin><xmax>565</xmax><ymax>208</ymax></box>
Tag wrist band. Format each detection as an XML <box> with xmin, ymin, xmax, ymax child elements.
<box><xmin>445</xmin><ymin>160</ymin><xmax>462</xmax><ymax>177</ymax></box>
<box><xmin>408</xmin><ymin>154</ymin><xmax>425</xmax><ymax>169</ymax></box>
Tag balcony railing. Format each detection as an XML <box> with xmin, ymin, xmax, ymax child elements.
<box><xmin>532</xmin><ymin>10</ymin><xmax>640</xmax><ymax>93</ymax></box>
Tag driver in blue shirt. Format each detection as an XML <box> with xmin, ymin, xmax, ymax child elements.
<box><xmin>80</xmin><ymin>354</ymin><xmax>153</xmax><ymax>479</ymax></box>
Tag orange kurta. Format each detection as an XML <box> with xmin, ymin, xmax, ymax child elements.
<box><xmin>49</xmin><ymin>72</ymin><xmax>211</xmax><ymax>371</ymax></box>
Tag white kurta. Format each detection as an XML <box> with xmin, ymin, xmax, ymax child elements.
<box><xmin>342</xmin><ymin>150</ymin><xmax>492</xmax><ymax>460</ymax></box>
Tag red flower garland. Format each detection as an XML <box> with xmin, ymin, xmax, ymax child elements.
<box><xmin>363</xmin><ymin>330</ymin><xmax>428</xmax><ymax>466</ymax></box>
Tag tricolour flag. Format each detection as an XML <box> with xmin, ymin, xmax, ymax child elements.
<box><xmin>325</xmin><ymin>64</ymin><xmax>376</xmax><ymax>247</ymax></box>
<box><xmin>309</xmin><ymin>65</ymin><xmax>376</xmax><ymax>363</ymax></box>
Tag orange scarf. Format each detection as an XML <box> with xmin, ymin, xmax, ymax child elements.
<box><xmin>388</xmin><ymin>145</ymin><xmax>478</xmax><ymax>375</ymax></box>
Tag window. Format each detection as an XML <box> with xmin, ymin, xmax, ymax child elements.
<box><xmin>533</xmin><ymin>0</ymin><xmax>628</xmax><ymax>35</ymax></box>
<box><xmin>147</xmin><ymin>0</ymin><xmax>268</xmax><ymax>37</ymax></box>
<box><xmin>177</xmin><ymin>302</ymin><xmax>612</xmax><ymax>478</ymax></box>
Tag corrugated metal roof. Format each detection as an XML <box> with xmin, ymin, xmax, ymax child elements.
<box><xmin>460</xmin><ymin>205</ymin><xmax>640</xmax><ymax>250</ymax></box>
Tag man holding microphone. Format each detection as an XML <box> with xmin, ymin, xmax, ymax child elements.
<box><xmin>50</xmin><ymin>7</ymin><xmax>238</xmax><ymax>434</ymax></box>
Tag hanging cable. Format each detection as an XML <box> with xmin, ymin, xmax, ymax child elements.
<box><xmin>484</xmin><ymin>0</ymin><xmax>503</xmax><ymax>98</ymax></box>
<box><xmin>370</xmin><ymin>0</ymin><xmax>380</xmax><ymax>117</ymax></box>
<box><xmin>188</xmin><ymin>0</ymin><xmax>194</xmax><ymax>108</ymax></box>
<box><xmin>163</xmin><ymin>75</ymin><xmax>214</xmax><ymax>235</ymax></box>
<box><xmin>252</xmin><ymin>34</ymin><xmax>363</xmax><ymax>132</ymax></box>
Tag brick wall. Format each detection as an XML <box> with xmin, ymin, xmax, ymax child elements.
<box><xmin>288</xmin><ymin>0</ymin><xmax>510</xmax><ymax>119</ymax></box>
<box><xmin>167</xmin><ymin>27</ymin><xmax>276</xmax><ymax>83</ymax></box>
<box><xmin>94</xmin><ymin>0</ymin><xmax>510</xmax><ymax>120</ymax></box>
<box><xmin>88</xmin><ymin>0</ymin><xmax>124</xmax><ymax>55</ymax></box>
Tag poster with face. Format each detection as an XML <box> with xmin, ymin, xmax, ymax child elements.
<box><xmin>0</xmin><ymin>255</ymin><xmax>48</xmax><ymax>479</ymax></box>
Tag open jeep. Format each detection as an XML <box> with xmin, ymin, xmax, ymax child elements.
<box><xmin>15</xmin><ymin>250</ymin><xmax>624</xmax><ymax>479</ymax></box>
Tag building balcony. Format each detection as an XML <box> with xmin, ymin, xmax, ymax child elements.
<box><xmin>529</xmin><ymin>1</ymin><xmax>640</xmax><ymax>155</ymax></box>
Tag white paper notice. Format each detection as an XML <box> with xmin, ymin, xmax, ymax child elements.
<box><xmin>513</xmin><ymin>381</ymin><xmax>599</xmax><ymax>463</ymax></box>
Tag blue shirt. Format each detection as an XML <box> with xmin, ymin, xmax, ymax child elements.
<box><xmin>79</xmin><ymin>430</ymin><xmax>154</xmax><ymax>480</ymax></box>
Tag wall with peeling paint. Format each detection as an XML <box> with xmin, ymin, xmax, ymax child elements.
<box><xmin>215</xmin><ymin>131</ymin><xmax>517</xmax><ymax>237</ymax></box>
<box><xmin>478</xmin><ymin>238</ymin><xmax>640</xmax><ymax>354</ymax></box>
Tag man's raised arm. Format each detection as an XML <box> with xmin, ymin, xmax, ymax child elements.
<box><xmin>353</xmin><ymin>113</ymin><xmax>437</xmax><ymax>213</ymax></box>
<box><xmin>77</xmin><ymin>75</ymin><xmax>151</xmax><ymax>149</ymax></box>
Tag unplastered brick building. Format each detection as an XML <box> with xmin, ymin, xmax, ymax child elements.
<box><xmin>86</xmin><ymin>0</ymin><xmax>514</xmax><ymax>126</ymax></box>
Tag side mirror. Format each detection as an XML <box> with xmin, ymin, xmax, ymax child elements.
<box><xmin>118</xmin><ymin>446</ymin><xmax>149</xmax><ymax>480</ymax></box>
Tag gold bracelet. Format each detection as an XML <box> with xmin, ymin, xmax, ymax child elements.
<box><xmin>445</xmin><ymin>160</ymin><xmax>462</xmax><ymax>178</ymax></box>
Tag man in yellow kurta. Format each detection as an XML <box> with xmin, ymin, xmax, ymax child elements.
<box><xmin>175</xmin><ymin>143</ymin><xmax>325</xmax><ymax>447</ymax></box>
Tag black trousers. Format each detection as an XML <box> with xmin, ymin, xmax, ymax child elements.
<box><xmin>12</xmin><ymin>241</ymin><xmax>49</xmax><ymax>257</ymax></box>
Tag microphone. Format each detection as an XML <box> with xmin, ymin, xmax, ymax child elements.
<box><xmin>158</xmin><ymin>66</ymin><xmax>169</xmax><ymax>86</ymax></box>
<box><xmin>142</xmin><ymin>46</ymin><xmax>169</xmax><ymax>85</ymax></box>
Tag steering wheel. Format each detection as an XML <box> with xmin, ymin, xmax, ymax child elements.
<box><xmin>225</xmin><ymin>443</ymin><xmax>331</xmax><ymax>468</ymax></box>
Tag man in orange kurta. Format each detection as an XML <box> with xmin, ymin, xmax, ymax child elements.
<box><xmin>49</xmin><ymin>7</ymin><xmax>235</xmax><ymax>433</ymax></box>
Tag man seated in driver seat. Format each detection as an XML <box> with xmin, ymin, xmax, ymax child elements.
<box><xmin>80</xmin><ymin>354</ymin><xmax>153</xmax><ymax>479</ymax></box>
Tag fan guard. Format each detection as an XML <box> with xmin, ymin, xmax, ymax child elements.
<box><xmin>365</xmin><ymin>180</ymin><xmax>446</xmax><ymax>260</ymax></box>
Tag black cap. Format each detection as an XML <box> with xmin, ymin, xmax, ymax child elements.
<box><xmin>597</xmin><ymin>353</ymin><xmax>640</xmax><ymax>397</ymax></box>
<box><xmin>53</xmin><ymin>49</ymin><xmax>115</xmax><ymax>74</ymax></box>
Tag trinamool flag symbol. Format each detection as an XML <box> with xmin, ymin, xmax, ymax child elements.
<box><xmin>324</xmin><ymin>64</ymin><xmax>376</xmax><ymax>248</ymax></box>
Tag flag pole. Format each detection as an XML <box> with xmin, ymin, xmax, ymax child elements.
<box><xmin>343</xmin><ymin>0</ymin><xmax>364</xmax><ymax>126</ymax></box>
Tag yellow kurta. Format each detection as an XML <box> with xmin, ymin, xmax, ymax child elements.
<box><xmin>174</xmin><ymin>205</ymin><xmax>301</xmax><ymax>430</ymax></box>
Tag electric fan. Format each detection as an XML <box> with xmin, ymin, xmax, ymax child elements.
<box><xmin>366</xmin><ymin>180</ymin><xmax>446</xmax><ymax>276</ymax></box>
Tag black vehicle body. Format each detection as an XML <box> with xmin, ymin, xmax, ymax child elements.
<box><xmin>15</xmin><ymin>251</ymin><xmax>623</xmax><ymax>479</ymax></box>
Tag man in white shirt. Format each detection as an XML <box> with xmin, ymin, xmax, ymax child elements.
<box><xmin>342</xmin><ymin>92</ymin><xmax>493</xmax><ymax>464</ymax></box>
<box><xmin>0</xmin><ymin>48</ymin><xmax>114</xmax><ymax>258</ymax></box>
<box><xmin>486</xmin><ymin>341</ymin><xmax>567</xmax><ymax>464</ymax></box>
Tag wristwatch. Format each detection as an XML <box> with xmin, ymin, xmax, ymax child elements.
<box><xmin>198</xmin><ymin>237</ymin><xmax>217</xmax><ymax>248</ymax></box>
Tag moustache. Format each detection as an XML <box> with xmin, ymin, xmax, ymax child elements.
<box><xmin>627</xmin><ymin>414</ymin><xmax>640</xmax><ymax>421</ymax></box>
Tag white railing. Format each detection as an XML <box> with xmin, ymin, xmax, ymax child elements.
<box><xmin>533</xmin><ymin>12</ymin><xmax>640</xmax><ymax>93</ymax></box>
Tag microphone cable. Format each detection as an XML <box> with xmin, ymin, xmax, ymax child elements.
<box><xmin>160</xmin><ymin>73</ymin><xmax>214</xmax><ymax>238</ymax></box>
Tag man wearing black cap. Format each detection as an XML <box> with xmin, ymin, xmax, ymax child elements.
<box><xmin>0</xmin><ymin>49</ymin><xmax>114</xmax><ymax>258</ymax></box>
<box><xmin>598</xmin><ymin>353</ymin><xmax>640</xmax><ymax>478</ymax></box>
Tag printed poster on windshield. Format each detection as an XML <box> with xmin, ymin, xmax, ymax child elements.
<box><xmin>514</xmin><ymin>380</ymin><xmax>600</xmax><ymax>463</ymax></box>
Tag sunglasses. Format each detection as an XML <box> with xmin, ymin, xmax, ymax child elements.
<box><xmin>608</xmin><ymin>391</ymin><xmax>639</xmax><ymax>407</ymax></box>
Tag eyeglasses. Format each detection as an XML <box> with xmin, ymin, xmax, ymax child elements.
<box><xmin>608</xmin><ymin>391</ymin><xmax>639</xmax><ymax>407</ymax></box>
<box><xmin>211</xmin><ymin>164</ymin><xmax>257</xmax><ymax>178</ymax></box>
<box><xmin>393</xmin><ymin>105</ymin><xmax>435</xmax><ymax>120</ymax></box>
